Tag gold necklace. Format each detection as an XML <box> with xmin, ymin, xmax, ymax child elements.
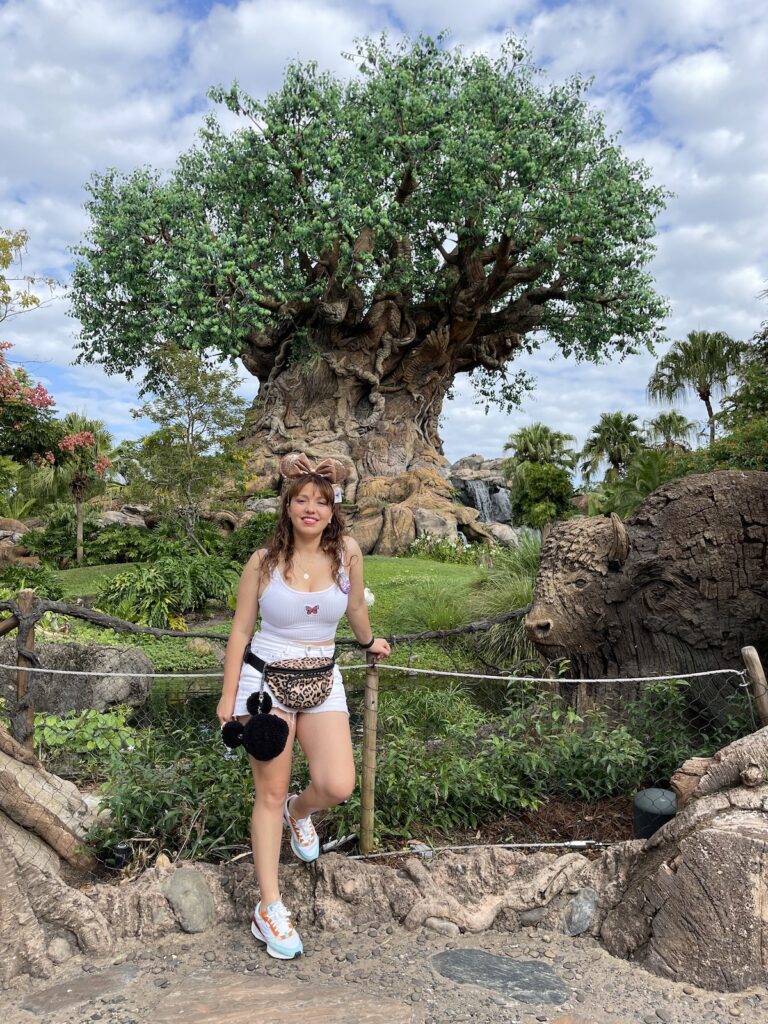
<box><xmin>293</xmin><ymin>556</ymin><xmax>311</xmax><ymax>582</ymax></box>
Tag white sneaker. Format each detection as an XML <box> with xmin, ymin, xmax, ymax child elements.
<box><xmin>251</xmin><ymin>900</ymin><xmax>303</xmax><ymax>960</ymax></box>
<box><xmin>284</xmin><ymin>793</ymin><xmax>320</xmax><ymax>863</ymax></box>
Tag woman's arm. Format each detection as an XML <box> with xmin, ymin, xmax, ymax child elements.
<box><xmin>216</xmin><ymin>550</ymin><xmax>264</xmax><ymax>724</ymax></box>
<box><xmin>343</xmin><ymin>537</ymin><xmax>391</xmax><ymax>659</ymax></box>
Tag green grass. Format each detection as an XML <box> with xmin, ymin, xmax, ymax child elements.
<box><xmin>55</xmin><ymin>562</ymin><xmax>142</xmax><ymax>599</ymax></box>
<box><xmin>49</xmin><ymin>555</ymin><xmax>486</xmax><ymax>674</ymax></box>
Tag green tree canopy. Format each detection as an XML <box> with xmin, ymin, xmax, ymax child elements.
<box><xmin>125</xmin><ymin>346</ymin><xmax>247</xmax><ymax>551</ymax></box>
<box><xmin>580</xmin><ymin>411</ymin><xmax>644</xmax><ymax>482</ymax></box>
<box><xmin>647</xmin><ymin>329</ymin><xmax>744</xmax><ymax>445</ymax></box>
<box><xmin>502</xmin><ymin>422</ymin><xmax>576</xmax><ymax>478</ymax></box>
<box><xmin>70</xmin><ymin>35</ymin><xmax>668</xmax><ymax>483</ymax></box>
<box><xmin>645</xmin><ymin>410</ymin><xmax>697</xmax><ymax>449</ymax></box>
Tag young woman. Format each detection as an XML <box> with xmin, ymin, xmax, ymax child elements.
<box><xmin>216</xmin><ymin>453</ymin><xmax>390</xmax><ymax>960</ymax></box>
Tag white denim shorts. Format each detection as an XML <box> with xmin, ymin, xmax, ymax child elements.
<box><xmin>233</xmin><ymin>632</ymin><xmax>348</xmax><ymax>718</ymax></box>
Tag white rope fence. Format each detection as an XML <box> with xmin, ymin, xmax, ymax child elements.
<box><xmin>0</xmin><ymin>660</ymin><xmax>749</xmax><ymax>685</ymax></box>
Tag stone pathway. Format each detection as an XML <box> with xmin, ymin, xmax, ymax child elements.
<box><xmin>4</xmin><ymin>917</ymin><xmax>767</xmax><ymax>1024</ymax></box>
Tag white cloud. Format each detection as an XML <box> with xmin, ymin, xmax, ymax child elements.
<box><xmin>1</xmin><ymin>0</ymin><xmax>767</xmax><ymax>471</ymax></box>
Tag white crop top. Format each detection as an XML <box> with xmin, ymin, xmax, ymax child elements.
<box><xmin>257</xmin><ymin>567</ymin><xmax>350</xmax><ymax>643</ymax></box>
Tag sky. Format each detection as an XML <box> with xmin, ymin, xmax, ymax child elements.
<box><xmin>2</xmin><ymin>0</ymin><xmax>767</xmax><ymax>466</ymax></box>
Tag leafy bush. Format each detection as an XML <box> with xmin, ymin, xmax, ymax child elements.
<box><xmin>227</xmin><ymin>512</ymin><xmax>278</xmax><ymax>563</ymax></box>
<box><xmin>35</xmin><ymin>706</ymin><xmax>136</xmax><ymax>765</ymax></box>
<box><xmin>95</xmin><ymin>555</ymin><xmax>239</xmax><ymax>628</ymax></box>
<box><xmin>143</xmin><ymin>518</ymin><xmax>228</xmax><ymax>560</ymax></box>
<box><xmin>81</xmin><ymin>525</ymin><xmax>155</xmax><ymax>565</ymax></box>
<box><xmin>21</xmin><ymin>502</ymin><xmax>103</xmax><ymax>567</ymax></box>
<box><xmin>588</xmin><ymin>448</ymin><xmax>679</xmax><ymax>518</ymax></box>
<box><xmin>90</xmin><ymin>723</ymin><xmax>253</xmax><ymax>862</ymax></box>
<box><xmin>671</xmin><ymin>419</ymin><xmax>768</xmax><ymax>474</ymax></box>
<box><xmin>403</xmin><ymin>532</ymin><xmax>486</xmax><ymax>565</ymax></box>
<box><xmin>0</xmin><ymin>563</ymin><xmax>65</xmax><ymax>600</ymax></box>
<box><xmin>510</xmin><ymin>462</ymin><xmax>574</xmax><ymax>528</ymax></box>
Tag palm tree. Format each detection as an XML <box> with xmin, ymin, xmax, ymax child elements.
<box><xmin>502</xmin><ymin>422</ymin><xmax>577</xmax><ymax>479</ymax></box>
<box><xmin>32</xmin><ymin>412</ymin><xmax>113</xmax><ymax>564</ymax></box>
<box><xmin>647</xmin><ymin>330</ymin><xmax>744</xmax><ymax>445</ymax></box>
<box><xmin>646</xmin><ymin>410</ymin><xmax>697</xmax><ymax>449</ymax></box>
<box><xmin>580</xmin><ymin>411</ymin><xmax>644</xmax><ymax>482</ymax></box>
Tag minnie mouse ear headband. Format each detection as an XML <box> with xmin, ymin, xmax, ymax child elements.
<box><xmin>278</xmin><ymin>452</ymin><xmax>349</xmax><ymax>486</ymax></box>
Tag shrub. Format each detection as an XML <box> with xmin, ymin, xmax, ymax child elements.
<box><xmin>510</xmin><ymin>462</ymin><xmax>574</xmax><ymax>528</ymax></box>
<box><xmin>21</xmin><ymin>502</ymin><xmax>102</xmax><ymax>567</ymax></box>
<box><xmin>469</xmin><ymin>535</ymin><xmax>540</xmax><ymax>667</ymax></box>
<box><xmin>227</xmin><ymin>512</ymin><xmax>279</xmax><ymax>563</ymax></box>
<box><xmin>394</xmin><ymin>578</ymin><xmax>473</xmax><ymax>632</ymax></box>
<box><xmin>403</xmin><ymin>532</ymin><xmax>486</xmax><ymax>565</ymax></box>
<box><xmin>95</xmin><ymin>555</ymin><xmax>239</xmax><ymax>628</ymax></box>
<box><xmin>143</xmin><ymin>518</ymin><xmax>228</xmax><ymax>560</ymax></box>
<box><xmin>90</xmin><ymin>722</ymin><xmax>253</xmax><ymax>862</ymax></box>
<box><xmin>0</xmin><ymin>563</ymin><xmax>65</xmax><ymax>601</ymax></box>
<box><xmin>35</xmin><ymin>706</ymin><xmax>136</xmax><ymax>768</ymax></box>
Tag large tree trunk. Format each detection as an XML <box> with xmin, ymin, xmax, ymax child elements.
<box><xmin>242</xmin><ymin>318</ymin><xmax>459</xmax><ymax>491</ymax></box>
<box><xmin>241</xmin><ymin>313</ymin><xmax>507</xmax><ymax>551</ymax></box>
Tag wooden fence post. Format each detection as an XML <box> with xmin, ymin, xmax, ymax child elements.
<box><xmin>15</xmin><ymin>589</ymin><xmax>36</xmax><ymax>750</ymax></box>
<box><xmin>742</xmin><ymin>646</ymin><xmax>768</xmax><ymax>727</ymax></box>
<box><xmin>359</xmin><ymin>652</ymin><xmax>379</xmax><ymax>855</ymax></box>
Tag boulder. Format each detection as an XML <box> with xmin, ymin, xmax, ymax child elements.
<box><xmin>243</xmin><ymin>496</ymin><xmax>280</xmax><ymax>514</ymax></box>
<box><xmin>0</xmin><ymin>539</ymin><xmax>36</xmax><ymax>566</ymax></box>
<box><xmin>0</xmin><ymin>518</ymin><xmax>28</xmax><ymax>535</ymax></box>
<box><xmin>349</xmin><ymin>508</ymin><xmax>385</xmax><ymax>555</ymax></box>
<box><xmin>486</xmin><ymin>523</ymin><xmax>518</xmax><ymax>546</ymax></box>
<box><xmin>412</xmin><ymin>507</ymin><xmax>459</xmax><ymax>541</ymax></box>
<box><xmin>374</xmin><ymin>504</ymin><xmax>416</xmax><ymax>556</ymax></box>
<box><xmin>98</xmin><ymin>510</ymin><xmax>147</xmax><ymax>529</ymax></box>
<box><xmin>0</xmin><ymin>640</ymin><xmax>154</xmax><ymax>713</ymax></box>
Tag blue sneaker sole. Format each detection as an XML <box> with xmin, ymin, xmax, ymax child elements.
<box><xmin>251</xmin><ymin>920</ymin><xmax>303</xmax><ymax>960</ymax></box>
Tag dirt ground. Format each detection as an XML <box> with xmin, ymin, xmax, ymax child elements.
<box><xmin>4</xmin><ymin>804</ymin><xmax>767</xmax><ymax>1024</ymax></box>
<box><xmin>5</xmin><ymin>900</ymin><xmax>767</xmax><ymax>1024</ymax></box>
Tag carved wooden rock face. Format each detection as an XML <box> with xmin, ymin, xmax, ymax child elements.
<box><xmin>527</xmin><ymin>471</ymin><xmax>768</xmax><ymax>679</ymax></box>
<box><xmin>525</xmin><ymin>515</ymin><xmax>629</xmax><ymax>658</ymax></box>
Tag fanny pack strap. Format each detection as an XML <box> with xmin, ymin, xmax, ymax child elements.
<box><xmin>243</xmin><ymin>649</ymin><xmax>268</xmax><ymax>673</ymax></box>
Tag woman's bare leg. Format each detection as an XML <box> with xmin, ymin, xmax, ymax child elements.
<box><xmin>290</xmin><ymin>712</ymin><xmax>355</xmax><ymax>818</ymax></box>
<box><xmin>246</xmin><ymin>711</ymin><xmax>296</xmax><ymax>905</ymax></box>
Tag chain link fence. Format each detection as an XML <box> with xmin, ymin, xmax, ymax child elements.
<box><xmin>1</xmin><ymin>591</ymin><xmax>766</xmax><ymax>876</ymax></box>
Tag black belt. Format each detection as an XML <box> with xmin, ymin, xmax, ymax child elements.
<box><xmin>243</xmin><ymin>649</ymin><xmax>269</xmax><ymax>673</ymax></box>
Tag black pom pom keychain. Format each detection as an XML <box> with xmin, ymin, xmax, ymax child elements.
<box><xmin>221</xmin><ymin>719</ymin><xmax>245</xmax><ymax>749</ymax></box>
<box><xmin>241</xmin><ymin>687</ymin><xmax>289</xmax><ymax>761</ymax></box>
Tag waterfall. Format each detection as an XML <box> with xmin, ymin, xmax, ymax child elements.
<box><xmin>462</xmin><ymin>480</ymin><xmax>494</xmax><ymax>522</ymax></box>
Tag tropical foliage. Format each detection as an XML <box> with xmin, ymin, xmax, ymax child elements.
<box><xmin>580</xmin><ymin>411</ymin><xmax>644</xmax><ymax>482</ymax></box>
<box><xmin>647</xmin><ymin>329</ymin><xmax>744</xmax><ymax>445</ymax></box>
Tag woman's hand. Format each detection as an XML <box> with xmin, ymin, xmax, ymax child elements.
<box><xmin>216</xmin><ymin>695</ymin><xmax>235</xmax><ymax>726</ymax></box>
<box><xmin>367</xmin><ymin>637</ymin><xmax>391</xmax><ymax>660</ymax></box>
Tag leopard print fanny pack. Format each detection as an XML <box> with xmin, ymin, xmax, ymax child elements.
<box><xmin>243</xmin><ymin>647</ymin><xmax>335</xmax><ymax>711</ymax></box>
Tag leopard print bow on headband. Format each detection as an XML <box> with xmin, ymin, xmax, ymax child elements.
<box><xmin>278</xmin><ymin>452</ymin><xmax>349</xmax><ymax>485</ymax></box>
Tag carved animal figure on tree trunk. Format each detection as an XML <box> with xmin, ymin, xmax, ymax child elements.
<box><xmin>525</xmin><ymin>471</ymin><xmax>768</xmax><ymax>687</ymax></box>
<box><xmin>71</xmin><ymin>37</ymin><xmax>666</xmax><ymax>494</ymax></box>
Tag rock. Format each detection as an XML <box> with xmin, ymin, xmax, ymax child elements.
<box><xmin>432</xmin><ymin>948</ymin><xmax>571</xmax><ymax>1004</ymax></box>
<box><xmin>244</xmin><ymin>496</ymin><xmax>281</xmax><ymax>513</ymax></box>
<box><xmin>98</xmin><ymin>509</ymin><xmax>147</xmax><ymax>528</ymax></box>
<box><xmin>519</xmin><ymin>908</ymin><xmax>548</xmax><ymax>926</ymax></box>
<box><xmin>424</xmin><ymin>917</ymin><xmax>460</xmax><ymax>937</ymax></box>
<box><xmin>0</xmin><ymin>538</ymin><xmax>31</xmax><ymax>563</ymax></box>
<box><xmin>562</xmin><ymin>887</ymin><xmax>599</xmax><ymax>936</ymax></box>
<box><xmin>160</xmin><ymin>868</ymin><xmax>216</xmax><ymax>934</ymax></box>
<box><xmin>0</xmin><ymin>516</ymin><xmax>28</xmax><ymax>534</ymax></box>
<box><xmin>46</xmin><ymin>936</ymin><xmax>74</xmax><ymax>964</ymax></box>
<box><xmin>412</xmin><ymin>507</ymin><xmax>459</xmax><ymax>541</ymax></box>
<box><xmin>600</xmin><ymin>752</ymin><xmax>768</xmax><ymax>991</ymax></box>
<box><xmin>486</xmin><ymin>523</ymin><xmax>518</xmax><ymax>546</ymax></box>
<box><xmin>209</xmin><ymin>510</ymin><xmax>238</xmax><ymax>530</ymax></box>
<box><xmin>349</xmin><ymin>507</ymin><xmax>385</xmax><ymax>555</ymax></box>
<box><xmin>373</xmin><ymin>504</ymin><xmax>416</xmax><ymax>556</ymax></box>
<box><xmin>0</xmin><ymin>639</ymin><xmax>154</xmax><ymax>713</ymax></box>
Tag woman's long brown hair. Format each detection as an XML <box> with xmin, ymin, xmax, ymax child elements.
<box><xmin>258</xmin><ymin>473</ymin><xmax>346</xmax><ymax>588</ymax></box>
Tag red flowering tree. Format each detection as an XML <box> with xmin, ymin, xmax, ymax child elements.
<box><xmin>32</xmin><ymin>414</ymin><xmax>113</xmax><ymax>564</ymax></box>
<box><xmin>0</xmin><ymin>342</ymin><xmax>58</xmax><ymax>464</ymax></box>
